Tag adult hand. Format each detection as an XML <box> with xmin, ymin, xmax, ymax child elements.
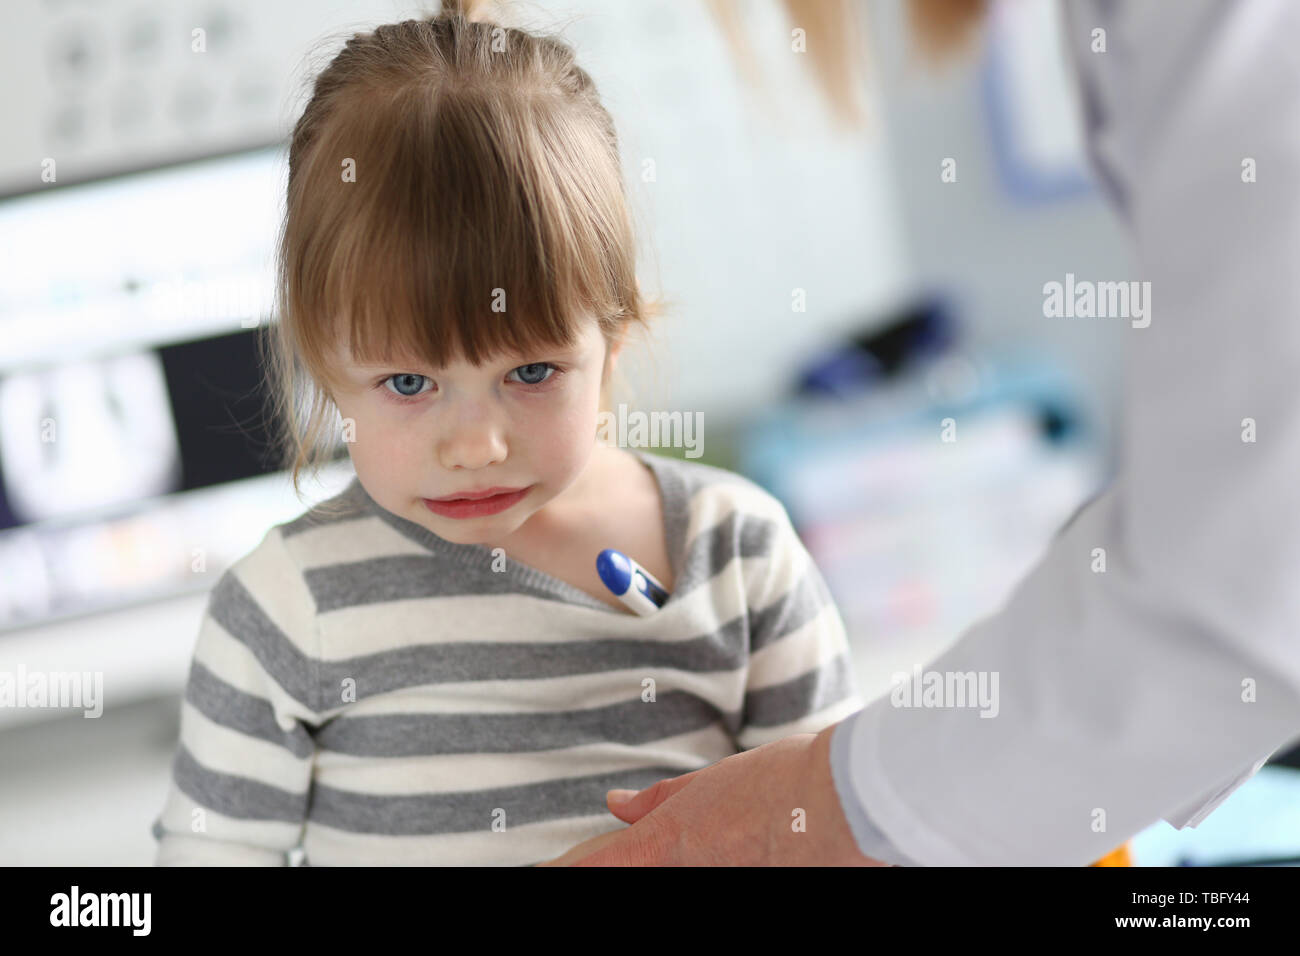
<box><xmin>538</xmin><ymin>723</ymin><xmax>890</xmax><ymax>866</ymax></box>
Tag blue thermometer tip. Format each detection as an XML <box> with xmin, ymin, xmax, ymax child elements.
<box><xmin>596</xmin><ymin>548</ymin><xmax>669</xmax><ymax>614</ymax></box>
<box><xmin>596</xmin><ymin>549</ymin><xmax>633</xmax><ymax>596</ymax></box>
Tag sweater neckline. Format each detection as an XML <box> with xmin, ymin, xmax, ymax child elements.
<box><xmin>352</xmin><ymin>449</ymin><xmax>689</xmax><ymax>616</ymax></box>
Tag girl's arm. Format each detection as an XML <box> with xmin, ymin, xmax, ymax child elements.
<box><xmin>151</xmin><ymin>529</ymin><xmax>321</xmax><ymax>865</ymax></box>
<box><xmin>735</xmin><ymin>497</ymin><xmax>864</xmax><ymax>751</ymax></box>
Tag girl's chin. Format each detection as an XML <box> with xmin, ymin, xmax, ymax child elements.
<box><xmin>422</xmin><ymin>510</ymin><xmax>530</xmax><ymax>545</ymax></box>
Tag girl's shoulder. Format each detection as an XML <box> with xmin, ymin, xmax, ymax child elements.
<box><xmin>276</xmin><ymin>476</ymin><xmax>373</xmax><ymax>539</ymax></box>
<box><xmin>217</xmin><ymin>477</ymin><xmax>374</xmax><ymax>591</ymax></box>
<box><xmin>633</xmin><ymin>451</ymin><xmax>794</xmax><ymax>529</ymax></box>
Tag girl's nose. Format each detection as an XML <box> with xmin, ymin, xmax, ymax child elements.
<box><xmin>437</xmin><ymin>410</ymin><xmax>508</xmax><ymax>471</ymax></box>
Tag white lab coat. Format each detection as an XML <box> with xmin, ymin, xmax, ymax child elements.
<box><xmin>833</xmin><ymin>0</ymin><xmax>1300</xmax><ymax>865</ymax></box>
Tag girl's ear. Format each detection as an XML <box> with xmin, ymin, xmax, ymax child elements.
<box><xmin>602</xmin><ymin>326</ymin><xmax>627</xmax><ymax>374</ymax></box>
<box><xmin>599</xmin><ymin>331</ymin><xmax>623</xmax><ymax>415</ymax></box>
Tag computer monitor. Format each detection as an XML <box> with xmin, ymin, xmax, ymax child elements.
<box><xmin>0</xmin><ymin>145</ymin><xmax>347</xmax><ymax>632</ymax></box>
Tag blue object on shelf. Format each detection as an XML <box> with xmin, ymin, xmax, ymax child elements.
<box><xmin>798</xmin><ymin>348</ymin><xmax>883</xmax><ymax>398</ymax></box>
<box><xmin>748</xmin><ymin>350</ymin><xmax>1095</xmax><ymax>507</ymax></box>
<box><xmin>796</xmin><ymin>296</ymin><xmax>957</xmax><ymax>400</ymax></box>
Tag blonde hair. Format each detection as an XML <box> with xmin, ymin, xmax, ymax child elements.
<box><xmin>707</xmin><ymin>0</ymin><xmax>988</xmax><ymax>129</ymax></box>
<box><xmin>260</xmin><ymin>0</ymin><xmax>655</xmax><ymax>509</ymax></box>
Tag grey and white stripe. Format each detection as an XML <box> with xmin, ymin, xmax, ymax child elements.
<box><xmin>152</xmin><ymin>451</ymin><xmax>863</xmax><ymax>865</ymax></box>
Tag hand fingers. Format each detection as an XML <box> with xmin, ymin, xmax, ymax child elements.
<box><xmin>536</xmin><ymin>826</ymin><xmax>628</xmax><ymax>866</ymax></box>
<box><xmin>569</xmin><ymin>819</ymin><xmax>672</xmax><ymax>866</ymax></box>
<box><xmin>605</xmin><ymin>767</ymin><xmax>704</xmax><ymax>822</ymax></box>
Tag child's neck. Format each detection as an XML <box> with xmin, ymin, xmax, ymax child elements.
<box><xmin>477</xmin><ymin>442</ymin><xmax>670</xmax><ymax>612</ymax></box>
<box><xmin>511</xmin><ymin>442</ymin><xmax>622</xmax><ymax>542</ymax></box>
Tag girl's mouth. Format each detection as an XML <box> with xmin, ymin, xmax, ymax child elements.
<box><xmin>422</xmin><ymin>486</ymin><xmax>532</xmax><ymax>519</ymax></box>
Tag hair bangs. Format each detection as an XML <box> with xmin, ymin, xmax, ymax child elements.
<box><xmin>288</xmin><ymin>83</ymin><xmax>627</xmax><ymax>388</ymax></box>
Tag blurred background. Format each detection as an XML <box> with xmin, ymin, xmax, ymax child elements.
<box><xmin>1</xmin><ymin>0</ymin><xmax>1296</xmax><ymax>866</ymax></box>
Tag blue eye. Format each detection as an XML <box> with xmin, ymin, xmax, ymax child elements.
<box><xmin>509</xmin><ymin>363</ymin><xmax>555</xmax><ymax>386</ymax></box>
<box><xmin>383</xmin><ymin>373</ymin><xmax>431</xmax><ymax>399</ymax></box>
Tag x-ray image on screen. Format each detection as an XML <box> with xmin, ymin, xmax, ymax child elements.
<box><xmin>0</xmin><ymin>350</ymin><xmax>182</xmax><ymax>525</ymax></box>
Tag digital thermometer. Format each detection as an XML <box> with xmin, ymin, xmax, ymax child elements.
<box><xmin>596</xmin><ymin>548</ymin><xmax>670</xmax><ymax>615</ymax></box>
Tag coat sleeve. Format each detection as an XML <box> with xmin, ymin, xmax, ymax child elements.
<box><xmin>830</xmin><ymin>0</ymin><xmax>1300</xmax><ymax>865</ymax></box>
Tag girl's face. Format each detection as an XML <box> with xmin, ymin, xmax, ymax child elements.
<box><xmin>328</xmin><ymin>316</ymin><xmax>615</xmax><ymax>546</ymax></box>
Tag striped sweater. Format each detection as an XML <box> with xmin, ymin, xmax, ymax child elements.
<box><xmin>151</xmin><ymin>450</ymin><xmax>864</xmax><ymax>865</ymax></box>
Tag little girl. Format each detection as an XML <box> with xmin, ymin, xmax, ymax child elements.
<box><xmin>151</xmin><ymin>1</ymin><xmax>863</xmax><ymax>866</ymax></box>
